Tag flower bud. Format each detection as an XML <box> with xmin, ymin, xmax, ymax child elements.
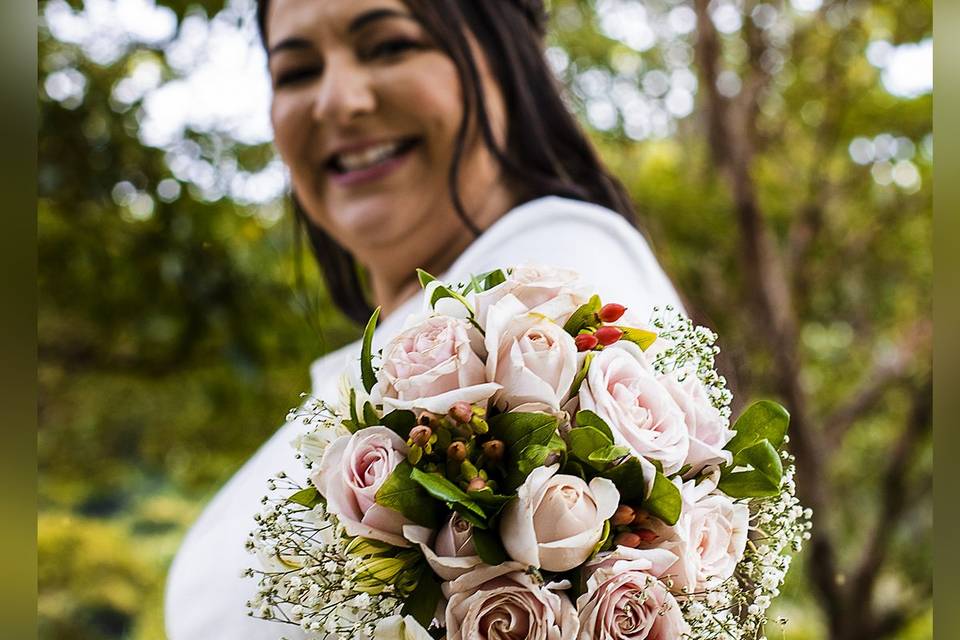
<box><xmin>635</xmin><ymin>528</ymin><xmax>658</xmax><ymax>544</ymax></box>
<box><xmin>449</xmin><ymin>402</ymin><xmax>474</xmax><ymax>424</ymax></box>
<box><xmin>447</xmin><ymin>441</ymin><xmax>467</xmax><ymax>461</ymax></box>
<box><xmin>408</xmin><ymin>425</ymin><xmax>432</xmax><ymax>447</ymax></box>
<box><xmin>467</xmin><ymin>477</ymin><xmax>488</xmax><ymax>492</ymax></box>
<box><xmin>614</xmin><ymin>532</ymin><xmax>642</xmax><ymax>548</ymax></box>
<box><xmin>575</xmin><ymin>333</ymin><xmax>599</xmax><ymax>351</ymax></box>
<box><xmin>598</xmin><ymin>303</ymin><xmax>627</xmax><ymax>323</ymax></box>
<box><xmin>611</xmin><ymin>504</ymin><xmax>636</xmax><ymax>526</ymax></box>
<box><xmin>594</xmin><ymin>325</ymin><xmax>623</xmax><ymax>346</ymax></box>
<box><xmin>481</xmin><ymin>439</ymin><xmax>505</xmax><ymax>462</ymax></box>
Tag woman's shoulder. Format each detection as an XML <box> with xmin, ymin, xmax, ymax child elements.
<box><xmin>450</xmin><ymin>196</ymin><xmax>684</xmax><ymax>317</ymax></box>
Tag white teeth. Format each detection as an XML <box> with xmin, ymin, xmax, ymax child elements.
<box><xmin>335</xmin><ymin>141</ymin><xmax>403</xmax><ymax>172</ymax></box>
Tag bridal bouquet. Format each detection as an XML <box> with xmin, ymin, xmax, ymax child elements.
<box><xmin>247</xmin><ymin>265</ymin><xmax>810</xmax><ymax>639</ymax></box>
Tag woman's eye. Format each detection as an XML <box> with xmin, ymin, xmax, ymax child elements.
<box><xmin>275</xmin><ymin>66</ymin><xmax>321</xmax><ymax>88</ymax></box>
<box><xmin>366</xmin><ymin>38</ymin><xmax>419</xmax><ymax>59</ymax></box>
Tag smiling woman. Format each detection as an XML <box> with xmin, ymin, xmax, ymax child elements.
<box><xmin>163</xmin><ymin>1</ymin><xmax>684</xmax><ymax>638</ymax></box>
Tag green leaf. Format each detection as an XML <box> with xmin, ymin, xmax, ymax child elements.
<box><xmin>599</xmin><ymin>456</ymin><xmax>646</xmax><ymax>501</ymax></box>
<box><xmin>717</xmin><ymin>471</ymin><xmax>782</xmax><ymax>498</ymax></box>
<box><xmin>616</xmin><ymin>326</ymin><xmax>658</xmax><ymax>351</ymax></box>
<box><xmin>452</xmin><ymin>504</ymin><xmax>489</xmax><ymax>529</ymax></box>
<box><xmin>575</xmin><ymin>410</ymin><xmax>614</xmax><ymax>441</ymax></box>
<box><xmin>375</xmin><ymin>461</ymin><xmax>442</xmax><ymax>528</ymax></box>
<box><xmin>344</xmin><ymin>387</ymin><xmax>361</xmax><ymax>433</ymax></box>
<box><xmin>410</xmin><ymin>468</ymin><xmax>486</xmax><ymax>520</ymax></box>
<box><xmin>587</xmin><ymin>444</ymin><xmax>630</xmax><ymax>466</ymax></box>
<box><xmin>472</xmin><ymin>527</ymin><xmax>508</xmax><ymax>565</ymax></box>
<box><xmin>360</xmin><ymin>306</ymin><xmax>381</xmax><ymax>393</ymax></box>
<box><xmin>562</xmin><ymin>294</ymin><xmax>601</xmax><ymax>335</ymax></box>
<box><xmin>489</xmin><ymin>412</ymin><xmax>559</xmax><ymax>452</ymax></box>
<box><xmin>416</xmin><ymin>268</ymin><xmax>437</xmax><ymax>288</ymax></box>
<box><xmin>725</xmin><ymin>400</ymin><xmax>790</xmax><ymax>455</ymax></box>
<box><xmin>567</xmin><ymin>426</ymin><xmax>614</xmax><ymax>464</ymax></box>
<box><xmin>590</xmin><ymin>519</ymin><xmax>612</xmax><ymax>558</ymax></box>
<box><xmin>401</xmin><ymin>567</ymin><xmax>442</xmax><ymax>629</ymax></box>
<box><xmin>719</xmin><ymin>440</ymin><xmax>784</xmax><ymax>498</ymax></box>
<box><xmin>428</xmin><ymin>283</ymin><xmax>474</xmax><ymax>315</ymax></box>
<box><xmin>567</xmin><ymin>352</ymin><xmax>595</xmax><ymax>399</ymax></box>
<box><xmin>483</xmin><ymin>269</ymin><xmax>507</xmax><ymax>290</ymax></box>
<box><xmin>380</xmin><ymin>410</ymin><xmax>417</xmax><ymax>439</ymax></box>
<box><xmin>363</xmin><ymin>401</ymin><xmax>380</xmax><ymax>428</ymax></box>
<box><xmin>643</xmin><ymin>472</ymin><xmax>682</xmax><ymax>525</ymax></box>
<box><xmin>287</xmin><ymin>486</ymin><xmax>320</xmax><ymax>508</ymax></box>
<box><xmin>733</xmin><ymin>439</ymin><xmax>784</xmax><ymax>483</ymax></box>
<box><xmin>466</xmin><ymin>487</ymin><xmax>514</xmax><ymax>508</ymax></box>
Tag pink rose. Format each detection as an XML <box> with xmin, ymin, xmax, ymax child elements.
<box><xmin>660</xmin><ymin>372</ymin><xmax>735</xmax><ymax>475</ymax></box>
<box><xmin>374</xmin><ymin>315</ymin><xmax>500</xmax><ymax>414</ymax></box>
<box><xmin>442</xmin><ymin>562</ymin><xmax>579</xmax><ymax>640</ymax></box>
<box><xmin>474</xmin><ymin>264</ymin><xmax>591</xmax><ymax>327</ymax></box>
<box><xmin>578</xmin><ymin>547</ymin><xmax>690</xmax><ymax>639</ymax></box>
<box><xmin>402</xmin><ymin>514</ymin><xmax>483</xmax><ymax>581</ymax></box>
<box><xmin>500</xmin><ymin>464</ymin><xmax>620</xmax><ymax>572</ymax></box>
<box><xmin>578</xmin><ymin>342</ymin><xmax>690</xmax><ymax>481</ymax></box>
<box><xmin>484</xmin><ymin>295</ymin><xmax>579</xmax><ymax>412</ymax></box>
<box><xmin>635</xmin><ymin>471</ymin><xmax>749</xmax><ymax>593</ymax></box>
<box><xmin>312</xmin><ymin>426</ymin><xmax>413</xmax><ymax>547</ymax></box>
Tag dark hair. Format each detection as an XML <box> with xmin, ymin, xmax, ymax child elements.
<box><xmin>258</xmin><ymin>0</ymin><xmax>638</xmax><ymax>323</ymax></box>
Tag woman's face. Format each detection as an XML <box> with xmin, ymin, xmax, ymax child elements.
<box><xmin>266</xmin><ymin>0</ymin><xmax>510</xmax><ymax>263</ymax></box>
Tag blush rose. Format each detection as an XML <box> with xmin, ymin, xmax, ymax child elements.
<box><xmin>311</xmin><ymin>426</ymin><xmax>413</xmax><ymax>547</ymax></box>
<box><xmin>500</xmin><ymin>464</ymin><xmax>620</xmax><ymax>572</ymax></box>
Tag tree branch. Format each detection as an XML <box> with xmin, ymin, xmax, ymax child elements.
<box><xmin>847</xmin><ymin>375</ymin><xmax>932</xmax><ymax>617</ymax></box>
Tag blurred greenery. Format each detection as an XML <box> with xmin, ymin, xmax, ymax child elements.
<box><xmin>38</xmin><ymin>0</ymin><xmax>930</xmax><ymax>638</ymax></box>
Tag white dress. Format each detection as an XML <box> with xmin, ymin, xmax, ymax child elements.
<box><xmin>164</xmin><ymin>196</ymin><xmax>683</xmax><ymax>639</ymax></box>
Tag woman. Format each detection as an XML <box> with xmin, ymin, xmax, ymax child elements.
<box><xmin>164</xmin><ymin>0</ymin><xmax>683</xmax><ymax>637</ymax></box>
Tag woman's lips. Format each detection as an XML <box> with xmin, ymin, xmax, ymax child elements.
<box><xmin>327</xmin><ymin>139</ymin><xmax>419</xmax><ymax>188</ymax></box>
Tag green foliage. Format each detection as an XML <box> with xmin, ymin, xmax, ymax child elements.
<box><xmin>375</xmin><ymin>461</ymin><xmax>442</xmax><ymax>529</ymax></box>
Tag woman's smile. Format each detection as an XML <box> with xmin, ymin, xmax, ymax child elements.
<box><xmin>325</xmin><ymin>136</ymin><xmax>422</xmax><ymax>187</ymax></box>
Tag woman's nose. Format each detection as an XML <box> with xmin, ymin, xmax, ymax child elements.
<box><xmin>311</xmin><ymin>58</ymin><xmax>376</xmax><ymax>126</ymax></box>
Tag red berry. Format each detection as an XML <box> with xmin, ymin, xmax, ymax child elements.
<box><xmin>614</xmin><ymin>532</ymin><xmax>642</xmax><ymax>548</ymax></box>
<box><xmin>594</xmin><ymin>325</ymin><xmax>623</xmax><ymax>346</ymax></box>
<box><xmin>598</xmin><ymin>303</ymin><xmax>627</xmax><ymax>323</ymax></box>
<box><xmin>575</xmin><ymin>333</ymin><xmax>599</xmax><ymax>351</ymax></box>
<box><xmin>635</xmin><ymin>528</ymin><xmax>658</xmax><ymax>543</ymax></box>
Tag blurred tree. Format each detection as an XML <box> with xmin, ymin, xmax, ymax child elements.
<box><xmin>37</xmin><ymin>0</ymin><xmax>930</xmax><ymax>638</ymax></box>
<box><xmin>548</xmin><ymin>0</ymin><xmax>932</xmax><ymax>637</ymax></box>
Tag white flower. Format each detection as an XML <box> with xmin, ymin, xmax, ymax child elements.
<box><xmin>577</xmin><ymin>546</ymin><xmax>689</xmax><ymax>639</ymax></box>
<box><xmin>474</xmin><ymin>264</ymin><xmax>592</xmax><ymax>327</ymax></box>
<box><xmin>442</xmin><ymin>562</ymin><xmax>579</xmax><ymax>640</ymax></box>
<box><xmin>484</xmin><ymin>294</ymin><xmax>579</xmax><ymax>412</ymax></box>
<box><xmin>579</xmin><ymin>342</ymin><xmax>689</xmax><ymax>482</ymax></box>
<box><xmin>500</xmin><ymin>464</ymin><xmax>620</xmax><ymax>572</ymax></box>
<box><xmin>311</xmin><ymin>426</ymin><xmax>413</xmax><ymax>547</ymax></box>
<box><xmin>660</xmin><ymin>370</ymin><xmax>735</xmax><ymax>474</ymax></box>
<box><xmin>373</xmin><ymin>315</ymin><xmax>500</xmax><ymax>414</ymax></box>
<box><xmin>373</xmin><ymin>614</ymin><xmax>433</xmax><ymax>639</ymax></box>
<box><xmin>402</xmin><ymin>516</ymin><xmax>483</xmax><ymax>581</ymax></box>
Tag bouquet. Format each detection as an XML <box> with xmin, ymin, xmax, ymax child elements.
<box><xmin>247</xmin><ymin>265</ymin><xmax>811</xmax><ymax>639</ymax></box>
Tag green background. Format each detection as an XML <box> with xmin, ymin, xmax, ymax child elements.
<box><xmin>36</xmin><ymin>0</ymin><xmax>932</xmax><ymax>638</ymax></box>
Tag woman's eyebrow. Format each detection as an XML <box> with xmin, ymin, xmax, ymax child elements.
<box><xmin>268</xmin><ymin>9</ymin><xmax>413</xmax><ymax>57</ymax></box>
<box><xmin>347</xmin><ymin>8</ymin><xmax>411</xmax><ymax>34</ymax></box>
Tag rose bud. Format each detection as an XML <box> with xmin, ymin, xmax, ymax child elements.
<box><xmin>614</xmin><ymin>532</ymin><xmax>642</xmax><ymax>548</ymax></box>
<box><xmin>594</xmin><ymin>325</ymin><xmax>624</xmax><ymax>346</ymax></box>
<box><xmin>467</xmin><ymin>477</ymin><xmax>488</xmax><ymax>492</ymax></box>
<box><xmin>611</xmin><ymin>504</ymin><xmax>636</xmax><ymax>526</ymax></box>
<box><xmin>575</xmin><ymin>333</ymin><xmax>599</xmax><ymax>351</ymax></box>
<box><xmin>408</xmin><ymin>425</ymin><xmax>433</xmax><ymax>447</ymax></box>
<box><xmin>481</xmin><ymin>439</ymin><xmax>505</xmax><ymax>462</ymax></box>
<box><xmin>447</xmin><ymin>441</ymin><xmax>468</xmax><ymax>461</ymax></box>
<box><xmin>635</xmin><ymin>528</ymin><xmax>658</xmax><ymax>544</ymax></box>
<box><xmin>449</xmin><ymin>402</ymin><xmax>474</xmax><ymax>425</ymax></box>
<box><xmin>598</xmin><ymin>303</ymin><xmax>627</xmax><ymax>323</ymax></box>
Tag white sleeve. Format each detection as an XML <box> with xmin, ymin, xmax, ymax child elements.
<box><xmin>447</xmin><ymin>196</ymin><xmax>685</xmax><ymax>322</ymax></box>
